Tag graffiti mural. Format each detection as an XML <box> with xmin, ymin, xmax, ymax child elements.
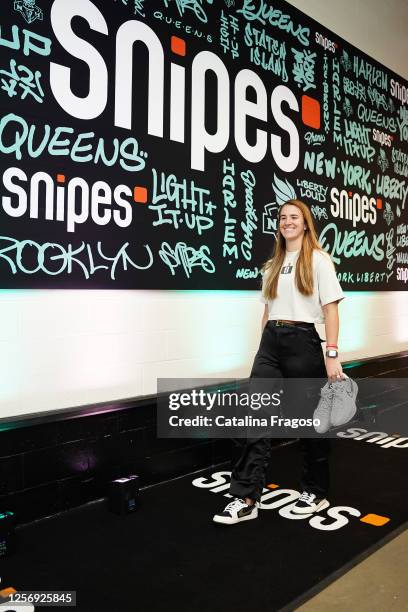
<box><xmin>0</xmin><ymin>0</ymin><xmax>407</xmax><ymax>289</ymax></box>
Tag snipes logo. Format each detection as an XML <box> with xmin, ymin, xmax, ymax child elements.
<box><xmin>315</xmin><ymin>32</ymin><xmax>338</xmax><ymax>53</ymax></box>
<box><xmin>1</xmin><ymin>166</ymin><xmax>134</xmax><ymax>233</ymax></box>
<box><xmin>193</xmin><ymin>471</ymin><xmax>390</xmax><ymax>532</ymax></box>
<box><xmin>330</xmin><ymin>187</ymin><xmax>380</xmax><ymax>226</ymax></box>
<box><xmin>337</xmin><ymin>427</ymin><xmax>408</xmax><ymax>449</ymax></box>
<box><xmin>50</xmin><ymin>0</ymin><xmax>301</xmax><ymax>173</ymax></box>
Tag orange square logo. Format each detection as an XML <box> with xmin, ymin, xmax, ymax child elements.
<box><xmin>134</xmin><ymin>186</ymin><xmax>148</xmax><ymax>203</ymax></box>
<box><xmin>376</xmin><ymin>198</ymin><xmax>383</xmax><ymax>209</ymax></box>
<box><xmin>301</xmin><ymin>95</ymin><xmax>321</xmax><ymax>130</ymax></box>
<box><xmin>57</xmin><ymin>174</ymin><xmax>65</xmax><ymax>183</ymax></box>
<box><xmin>0</xmin><ymin>588</ymin><xmax>17</xmax><ymax>596</ymax></box>
<box><xmin>171</xmin><ymin>36</ymin><xmax>186</xmax><ymax>56</ymax></box>
<box><xmin>266</xmin><ymin>483</ymin><xmax>279</xmax><ymax>489</ymax></box>
<box><xmin>360</xmin><ymin>513</ymin><xmax>390</xmax><ymax>527</ymax></box>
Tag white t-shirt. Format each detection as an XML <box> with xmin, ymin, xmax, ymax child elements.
<box><xmin>259</xmin><ymin>249</ymin><xmax>345</xmax><ymax>324</ymax></box>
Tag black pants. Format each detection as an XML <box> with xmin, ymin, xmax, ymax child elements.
<box><xmin>229</xmin><ymin>321</ymin><xmax>330</xmax><ymax>502</ymax></box>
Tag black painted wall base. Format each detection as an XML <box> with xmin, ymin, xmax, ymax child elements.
<box><xmin>1</xmin><ymin>351</ymin><xmax>407</xmax><ymax>524</ymax></box>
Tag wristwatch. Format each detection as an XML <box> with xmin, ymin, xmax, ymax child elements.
<box><xmin>326</xmin><ymin>348</ymin><xmax>338</xmax><ymax>358</ymax></box>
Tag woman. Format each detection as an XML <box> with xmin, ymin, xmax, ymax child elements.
<box><xmin>213</xmin><ymin>199</ymin><xmax>345</xmax><ymax>525</ymax></box>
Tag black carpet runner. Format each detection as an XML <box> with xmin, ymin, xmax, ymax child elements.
<box><xmin>1</xmin><ymin>436</ymin><xmax>407</xmax><ymax>611</ymax></box>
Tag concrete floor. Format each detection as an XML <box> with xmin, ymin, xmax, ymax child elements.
<box><xmin>297</xmin><ymin>528</ymin><xmax>408</xmax><ymax>611</ymax></box>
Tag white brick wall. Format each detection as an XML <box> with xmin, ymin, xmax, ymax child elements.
<box><xmin>0</xmin><ymin>290</ymin><xmax>407</xmax><ymax>418</ymax></box>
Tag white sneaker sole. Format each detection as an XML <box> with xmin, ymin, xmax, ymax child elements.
<box><xmin>291</xmin><ymin>498</ymin><xmax>330</xmax><ymax>515</ymax></box>
<box><xmin>213</xmin><ymin>510</ymin><xmax>258</xmax><ymax>525</ymax></box>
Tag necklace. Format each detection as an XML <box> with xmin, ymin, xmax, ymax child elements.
<box><xmin>281</xmin><ymin>251</ymin><xmax>298</xmax><ymax>275</ymax></box>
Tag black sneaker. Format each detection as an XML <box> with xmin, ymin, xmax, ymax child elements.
<box><xmin>291</xmin><ymin>491</ymin><xmax>330</xmax><ymax>515</ymax></box>
<box><xmin>213</xmin><ymin>497</ymin><xmax>259</xmax><ymax>525</ymax></box>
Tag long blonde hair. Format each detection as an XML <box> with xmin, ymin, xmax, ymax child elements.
<box><xmin>261</xmin><ymin>199</ymin><xmax>329</xmax><ymax>299</ymax></box>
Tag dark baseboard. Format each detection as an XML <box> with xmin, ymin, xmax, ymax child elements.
<box><xmin>1</xmin><ymin>350</ymin><xmax>407</xmax><ymax>524</ymax></box>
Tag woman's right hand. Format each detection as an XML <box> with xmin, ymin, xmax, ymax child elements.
<box><xmin>325</xmin><ymin>356</ymin><xmax>345</xmax><ymax>383</ymax></box>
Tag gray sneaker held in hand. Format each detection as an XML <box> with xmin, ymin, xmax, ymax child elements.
<box><xmin>313</xmin><ymin>375</ymin><xmax>358</xmax><ymax>433</ymax></box>
<box><xmin>313</xmin><ymin>381</ymin><xmax>334</xmax><ymax>434</ymax></box>
<box><xmin>330</xmin><ymin>376</ymin><xmax>358</xmax><ymax>427</ymax></box>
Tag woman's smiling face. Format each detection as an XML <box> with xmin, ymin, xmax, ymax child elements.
<box><xmin>279</xmin><ymin>204</ymin><xmax>305</xmax><ymax>243</ymax></box>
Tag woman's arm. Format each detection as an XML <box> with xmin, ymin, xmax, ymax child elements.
<box><xmin>261</xmin><ymin>304</ymin><xmax>269</xmax><ymax>332</ymax></box>
<box><xmin>322</xmin><ymin>301</ymin><xmax>344</xmax><ymax>382</ymax></box>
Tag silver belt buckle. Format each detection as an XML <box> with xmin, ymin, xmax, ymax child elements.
<box><xmin>275</xmin><ymin>320</ymin><xmax>283</xmax><ymax>327</ymax></box>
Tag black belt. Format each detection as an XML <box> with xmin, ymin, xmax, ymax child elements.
<box><xmin>269</xmin><ymin>319</ymin><xmax>315</xmax><ymax>329</ymax></box>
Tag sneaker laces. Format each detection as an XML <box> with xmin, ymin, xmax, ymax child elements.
<box><xmin>321</xmin><ymin>381</ymin><xmax>346</xmax><ymax>402</ymax></box>
<box><xmin>318</xmin><ymin>386</ymin><xmax>334</xmax><ymax>411</ymax></box>
<box><xmin>224</xmin><ymin>498</ymin><xmax>248</xmax><ymax>512</ymax></box>
<box><xmin>297</xmin><ymin>491</ymin><xmax>316</xmax><ymax>505</ymax></box>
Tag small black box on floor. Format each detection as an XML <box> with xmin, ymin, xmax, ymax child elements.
<box><xmin>0</xmin><ymin>511</ymin><xmax>16</xmax><ymax>557</ymax></box>
<box><xmin>108</xmin><ymin>475</ymin><xmax>140</xmax><ymax>515</ymax></box>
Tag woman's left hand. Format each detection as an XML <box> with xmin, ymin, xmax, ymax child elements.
<box><xmin>325</xmin><ymin>357</ymin><xmax>345</xmax><ymax>383</ymax></box>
